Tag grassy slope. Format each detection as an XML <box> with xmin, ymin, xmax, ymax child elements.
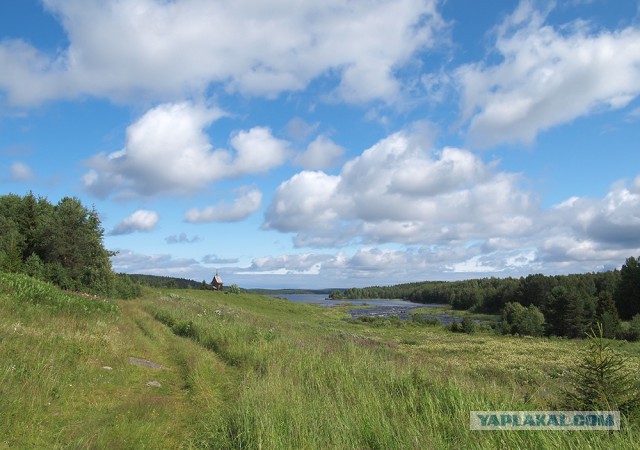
<box><xmin>1</xmin><ymin>273</ymin><xmax>639</xmax><ymax>449</ymax></box>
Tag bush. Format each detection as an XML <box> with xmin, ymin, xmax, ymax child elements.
<box><xmin>112</xmin><ymin>273</ymin><xmax>142</xmax><ymax>299</ymax></box>
<box><xmin>616</xmin><ymin>315</ymin><xmax>640</xmax><ymax>342</ymax></box>
<box><xmin>461</xmin><ymin>316</ymin><xmax>475</xmax><ymax>334</ymax></box>
<box><xmin>411</xmin><ymin>315</ymin><xmax>440</xmax><ymax>326</ymax></box>
<box><xmin>227</xmin><ymin>284</ymin><xmax>241</xmax><ymax>294</ymax></box>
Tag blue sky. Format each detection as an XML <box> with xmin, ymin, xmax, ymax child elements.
<box><xmin>1</xmin><ymin>0</ymin><xmax>640</xmax><ymax>289</ymax></box>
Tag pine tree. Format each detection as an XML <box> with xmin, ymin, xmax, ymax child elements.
<box><xmin>564</xmin><ymin>324</ymin><xmax>640</xmax><ymax>416</ymax></box>
<box><xmin>614</xmin><ymin>256</ymin><xmax>640</xmax><ymax>320</ymax></box>
<box><xmin>596</xmin><ymin>291</ymin><xmax>620</xmax><ymax>339</ymax></box>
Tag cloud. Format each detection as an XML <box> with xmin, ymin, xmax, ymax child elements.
<box><xmin>229</xmin><ymin>129</ymin><xmax>290</xmax><ymax>175</ymax></box>
<box><xmin>10</xmin><ymin>161</ymin><xmax>35</xmax><ymax>181</ymax></box>
<box><xmin>202</xmin><ymin>254</ymin><xmax>239</xmax><ymax>265</ymax></box>
<box><xmin>0</xmin><ymin>0</ymin><xmax>445</xmax><ymax>106</ymax></box>
<box><xmin>165</xmin><ymin>232</ymin><xmax>202</xmax><ymax>244</ymax></box>
<box><xmin>544</xmin><ymin>176</ymin><xmax>640</xmax><ymax>256</ymax></box>
<box><xmin>456</xmin><ymin>2</ymin><xmax>640</xmax><ymax>147</ymax></box>
<box><xmin>294</xmin><ymin>135</ymin><xmax>345</xmax><ymax>170</ymax></box>
<box><xmin>185</xmin><ymin>188</ymin><xmax>263</xmax><ymax>223</ymax></box>
<box><xmin>82</xmin><ymin>102</ymin><xmax>288</xmax><ymax>198</ymax></box>
<box><xmin>264</xmin><ymin>123</ymin><xmax>535</xmax><ymax>247</ymax></box>
<box><xmin>284</xmin><ymin>118</ymin><xmax>319</xmax><ymax>142</ymax></box>
<box><xmin>111</xmin><ymin>248</ymin><xmax>203</xmax><ymax>277</ymax></box>
<box><xmin>241</xmin><ymin>253</ymin><xmax>333</xmax><ymax>275</ymax></box>
<box><xmin>112</xmin><ymin>248</ymin><xmax>238</xmax><ymax>281</ymax></box>
<box><xmin>234</xmin><ymin>244</ymin><xmax>543</xmax><ymax>286</ymax></box>
<box><xmin>110</xmin><ymin>209</ymin><xmax>159</xmax><ymax>235</ymax></box>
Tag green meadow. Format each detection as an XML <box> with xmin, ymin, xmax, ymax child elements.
<box><xmin>2</xmin><ymin>272</ymin><xmax>639</xmax><ymax>449</ymax></box>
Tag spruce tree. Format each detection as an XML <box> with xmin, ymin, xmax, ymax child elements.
<box><xmin>614</xmin><ymin>256</ymin><xmax>640</xmax><ymax>320</ymax></box>
<box><xmin>564</xmin><ymin>324</ymin><xmax>640</xmax><ymax>416</ymax></box>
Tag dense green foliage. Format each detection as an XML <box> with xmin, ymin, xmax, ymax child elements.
<box><xmin>0</xmin><ymin>193</ymin><xmax>140</xmax><ymax>298</ymax></box>
<box><xmin>335</xmin><ymin>260</ymin><xmax>640</xmax><ymax>340</ymax></box>
<box><xmin>126</xmin><ymin>273</ymin><xmax>203</xmax><ymax>289</ymax></box>
<box><xmin>501</xmin><ymin>302</ymin><xmax>545</xmax><ymax>337</ymax></box>
<box><xmin>615</xmin><ymin>256</ymin><xmax>640</xmax><ymax>320</ymax></box>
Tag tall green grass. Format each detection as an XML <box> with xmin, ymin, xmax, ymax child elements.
<box><xmin>3</xmin><ymin>275</ymin><xmax>639</xmax><ymax>448</ymax></box>
<box><xmin>148</xmin><ymin>291</ymin><xmax>640</xmax><ymax>449</ymax></box>
<box><xmin>0</xmin><ymin>272</ymin><xmax>118</xmax><ymax>315</ymax></box>
<box><xmin>0</xmin><ymin>274</ymin><xmax>223</xmax><ymax>448</ymax></box>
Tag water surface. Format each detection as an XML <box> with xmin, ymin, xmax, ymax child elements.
<box><xmin>268</xmin><ymin>293</ymin><xmax>445</xmax><ymax>319</ymax></box>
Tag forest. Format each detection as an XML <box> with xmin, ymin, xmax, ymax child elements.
<box><xmin>0</xmin><ymin>192</ymin><xmax>140</xmax><ymax>298</ymax></box>
<box><xmin>331</xmin><ymin>262</ymin><xmax>640</xmax><ymax>341</ymax></box>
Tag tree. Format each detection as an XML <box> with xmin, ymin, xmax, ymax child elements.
<box><xmin>614</xmin><ymin>256</ymin><xmax>640</xmax><ymax>320</ymax></box>
<box><xmin>564</xmin><ymin>324</ymin><xmax>640</xmax><ymax>416</ymax></box>
<box><xmin>0</xmin><ymin>227</ymin><xmax>24</xmax><ymax>273</ymax></box>
<box><xmin>0</xmin><ymin>193</ymin><xmax>120</xmax><ymax>297</ymax></box>
<box><xmin>630</xmin><ymin>315</ymin><xmax>640</xmax><ymax>341</ymax></box>
<box><xmin>23</xmin><ymin>253</ymin><xmax>45</xmax><ymax>280</ymax></box>
<box><xmin>517</xmin><ymin>274</ymin><xmax>556</xmax><ymax>309</ymax></box>
<box><xmin>501</xmin><ymin>302</ymin><xmax>545</xmax><ymax>337</ymax></box>
<box><xmin>502</xmin><ymin>302</ymin><xmax>526</xmax><ymax>335</ymax></box>
<box><xmin>546</xmin><ymin>286</ymin><xmax>586</xmax><ymax>338</ymax></box>
<box><xmin>595</xmin><ymin>291</ymin><xmax>620</xmax><ymax>339</ymax></box>
<box><xmin>519</xmin><ymin>305</ymin><xmax>545</xmax><ymax>337</ymax></box>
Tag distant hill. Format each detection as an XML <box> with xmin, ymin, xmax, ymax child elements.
<box><xmin>126</xmin><ymin>274</ymin><xmax>203</xmax><ymax>290</ymax></box>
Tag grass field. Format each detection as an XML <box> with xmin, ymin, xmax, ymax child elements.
<box><xmin>2</xmin><ymin>272</ymin><xmax>639</xmax><ymax>448</ymax></box>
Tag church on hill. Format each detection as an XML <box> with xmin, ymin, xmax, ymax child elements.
<box><xmin>210</xmin><ymin>271</ymin><xmax>223</xmax><ymax>291</ymax></box>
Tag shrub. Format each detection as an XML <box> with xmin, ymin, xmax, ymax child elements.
<box><xmin>616</xmin><ymin>315</ymin><xmax>640</xmax><ymax>342</ymax></box>
<box><xmin>461</xmin><ymin>316</ymin><xmax>475</xmax><ymax>334</ymax></box>
<box><xmin>411</xmin><ymin>315</ymin><xmax>440</xmax><ymax>326</ymax></box>
<box><xmin>227</xmin><ymin>284</ymin><xmax>241</xmax><ymax>294</ymax></box>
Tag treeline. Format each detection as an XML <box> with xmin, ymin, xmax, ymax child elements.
<box><xmin>332</xmin><ymin>259</ymin><xmax>640</xmax><ymax>340</ymax></box>
<box><xmin>128</xmin><ymin>273</ymin><xmax>204</xmax><ymax>290</ymax></box>
<box><xmin>247</xmin><ymin>288</ymin><xmax>335</xmax><ymax>295</ymax></box>
<box><xmin>0</xmin><ymin>193</ymin><xmax>140</xmax><ymax>298</ymax></box>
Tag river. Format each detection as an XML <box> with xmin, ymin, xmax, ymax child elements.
<box><xmin>267</xmin><ymin>293</ymin><xmax>449</xmax><ymax>321</ymax></box>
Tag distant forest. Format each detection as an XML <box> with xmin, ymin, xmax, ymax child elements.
<box><xmin>331</xmin><ymin>260</ymin><xmax>640</xmax><ymax>340</ymax></box>
<box><xmin>127</xmin><ymin>273</ymin><xmax>204</xmax><ymax>290</ymax></box>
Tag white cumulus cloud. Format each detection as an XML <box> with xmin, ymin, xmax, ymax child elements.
<box><xmin>83</xmin><ymin>102</ymin><xmax>288</xmax><ymax>198</ymax></box>
<box><xmin>264</xmin><ymin>124</ymin><xmax>535</xmax><ymax>247</ymax></box>
<box><xmin>294</xmin><ymin>135</ymin><xmax>345</xmax><ymax>170</ymax></box>
<box><xmin>110</xmin><ymin>209</ymin><xmax>159</xmax><ymax>235</ymax></box>
<box><xmin>185</xmin><ymin>189</ymin><xmax>263</xmax><ymax>223</ymax></box>
<box><xmin>0</xmin><ymin>0</ymin><xmax>445</xmax><ymax>106</ymax></box>
<box><xmin>456</xmin><ymin>2</ymin><xmax>640</xmax><ymax>147</ymax></box>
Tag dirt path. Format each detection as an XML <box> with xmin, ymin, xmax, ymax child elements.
<box><xmin>95</xmin><ymin>301</ymin><xmax>233</xmax><ymax>447</ymax></box>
